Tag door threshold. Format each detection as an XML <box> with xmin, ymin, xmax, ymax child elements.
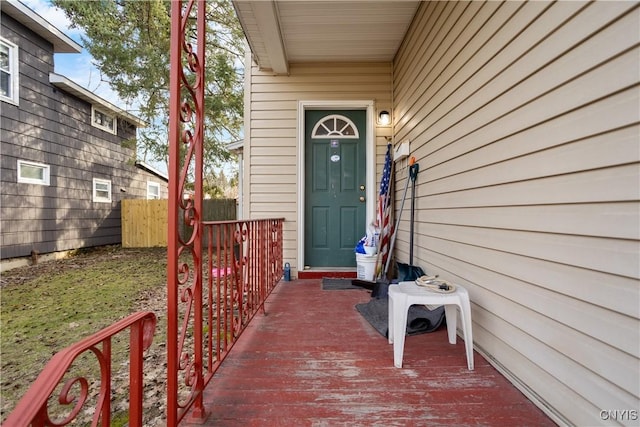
<box><xmin>297</xmin><ymin>268</ymin><xmax>357</xmax><ymax>280</ymax></box>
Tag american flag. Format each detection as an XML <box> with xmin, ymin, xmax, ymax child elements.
<box><xmin>376</xmin><ymin>143</ymin><xmax>394</xmax><ymax>279</ymax></box>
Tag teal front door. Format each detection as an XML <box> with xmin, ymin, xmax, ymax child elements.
<box><xmin>305</xmin><ymin>110</ymin><xmax>366</xmax><ymax>267</ymax></box>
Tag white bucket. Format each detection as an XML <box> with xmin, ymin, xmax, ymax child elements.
<box><xmin>363</xmin><ymin>245</ymin><xmax>377</xmax><ymax>255</ymax></box>
<box><xmin>356</xmin><ymin>253</ymin><xmax>377</xmax><ymax>281</ymax></box>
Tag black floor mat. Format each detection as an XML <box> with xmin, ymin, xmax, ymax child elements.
<box><xmin>321</xmin><ymin>278</ymin><xmax>367</xmax><ymax>290</ymax></box>
<box><xmin>355</xmin><ymin>297</ymin><xmax>445</xmax><ymax>338</ymax></box>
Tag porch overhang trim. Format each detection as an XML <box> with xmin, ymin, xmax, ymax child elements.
<box><xmin>227</xmin><ymin>139</ymin><xmax>244</xmax><ymax>153</ymax></box>
<box><xmin>233</xmin><ymin>0</ymin><xmax>289</xmax><ymax>75</ymax></box>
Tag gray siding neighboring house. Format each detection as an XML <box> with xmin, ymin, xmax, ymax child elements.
<box><xmin>0</xmin><ymin>0</ymin><xmax>168</xmax><ymax>261</ymax></box>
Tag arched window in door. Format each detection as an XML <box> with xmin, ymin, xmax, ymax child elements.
<box><xmin>311</xmin><ymin>114</ymin><xmax>359</xmax><ymax>138</ymax></box>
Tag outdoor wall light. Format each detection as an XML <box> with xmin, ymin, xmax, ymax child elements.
<box><xmin>378</xmin><ymin>110</ymin><xmax>391</xmax><ymax>126</ymax></box>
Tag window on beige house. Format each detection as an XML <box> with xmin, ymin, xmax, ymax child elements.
<box><xmin>311</xmin><ymin>114</ymin><xmax>359</xmax><ymax>138</ymax></box>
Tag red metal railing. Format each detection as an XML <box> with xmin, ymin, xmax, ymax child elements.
<box><xmin>204</xmin><ymin>219</ymin><xmax>284</xmax><ymax>370</ymax></box>
<box><xmin>167</xmin><ymin>219</ymin><xmax>284</xmax><ymax>424</ymax></box>
<box><xmin>166</xmin><ymin>0</ymin><xmax>206</xmax><ymax>421</ymax></box>
<box><xmin>166</xmin><ymin>1</ymin><xmax>285</xmax><ymax>423</ymax></box>
<box><xmin>3</xmin><ymin>311</ymin><xmax>157</xmax><ymax>427</ymax></box>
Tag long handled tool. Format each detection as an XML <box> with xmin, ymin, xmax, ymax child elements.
<box><xmin>409</xmin><ymin>161</ymin><xmax>419</xmax><ymax>264</ymax></box>
<box><xmin>383</xmin><ymin>157</ymin><xmax>416</xmax><ymax>277</ymax></box>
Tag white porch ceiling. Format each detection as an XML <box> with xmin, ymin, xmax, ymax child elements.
<box><xmin>232</xmin><ymin>1</ymin><xmax>421</xmax><ymax>74</ymax></box>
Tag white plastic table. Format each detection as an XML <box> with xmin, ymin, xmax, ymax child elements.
<box><xmin>388</xmin><ymin>280</ymin><xmax>474</xmax><ymax>370</ymax></box>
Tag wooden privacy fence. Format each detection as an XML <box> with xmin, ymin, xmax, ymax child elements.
<box><xmin>122</xmin><ymin>199</ymin><xmax>168</xmax><ymax>247</ymax></box>
<box><xmin>122</xmin><ymin>199</ymin><xmax>236</xmax><ymax>248</ymax></box>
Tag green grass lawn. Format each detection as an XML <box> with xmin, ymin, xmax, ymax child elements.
<box><xmin>0</xmin><ymin>246</ymin><xmax>168</xmax><ymax>423</ymax></box>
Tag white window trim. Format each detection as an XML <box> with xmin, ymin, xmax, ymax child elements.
<box><xmin>93</xmin><ymin>178</ymin><xmax>112</xmax><ymax>203</ymax></box>
<box><xmin>147</xmin><ymin>181</ymin><xmax>161</xmax><ymax>199</ymax></box>
<box><xmin>91</xmin><ymin>105</ymin><xmax>117</xmax><ymax>135</ymax></box>
<box><xmin>1</xmin><ymin>37</ymin><xmax>20</xmax><ymax>105</ymax></box>
<box><xmin>17</xmin><ymin>160</ymin><xmax>50</xmax><ymax>185</ymax></box>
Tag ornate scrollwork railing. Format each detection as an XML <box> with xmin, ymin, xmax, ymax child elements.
<box><xmin>166</xmin><ymin>0</ymin><xmax>285</xmax><ymax>424</ymax></box>
<box><xmin>3</xmin><ymin>311</ymin><xmax>157</xmax><ymax>427</ymax></box>
<box><xmin>202</xmin><ymin>219</ymin><xmax>284</xmax><ymax>377</ymax></box>
<box><xmin>167</xmin><ymin>0</ymin><xmax>206</xmax><ymax>422</ymax></box>
<box><xmin>167</xmin><ymin>217</ymin><xmax>284</xmax><ymax>424</ymax></box>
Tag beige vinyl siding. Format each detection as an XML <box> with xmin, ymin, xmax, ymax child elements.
<box><xmin>245</xmin><ymin>61</ymin><xmax>392</xmax><ymax>271</ymax></box>
<box><xmin>393</xmin><ymin>1</ymin><xmax>639</xmax><ymax>426</ymax></box>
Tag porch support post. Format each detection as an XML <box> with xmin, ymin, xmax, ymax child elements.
<box><xmin>190</xmin><ymin>0</ymin><xmax>207</xmax><ymax>420</ymax></box>
<box><xmin>167</xmin><ymin>0</ymin><xmax>207</xmax><ymax>424</ymax></box>
<box><xmin>167</xmin><ymin>0</ymin><xmax>181</xmax><ymax>424</ymax></box>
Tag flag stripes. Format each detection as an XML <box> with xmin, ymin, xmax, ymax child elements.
<box><xmin>376</xmin><ymin>143</ymin><xmax>394</xmax><ymax>278</ymax></box>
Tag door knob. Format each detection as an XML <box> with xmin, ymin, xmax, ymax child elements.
<box><xmin>359</xmin><ymin>196</ymin><xmax>365</xmax><ymax>202</ymax></box>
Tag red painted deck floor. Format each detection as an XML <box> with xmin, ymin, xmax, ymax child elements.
<box><xmin>182</xmin><ymin>279</ymin><xmax>555</xmax><ymax>426</ymax></box>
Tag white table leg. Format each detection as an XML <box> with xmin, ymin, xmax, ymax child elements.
<box><xmin>393</xmin><ymin>294</ymin><xmax>409</xmax><ymax>368</ymax></box>
<box><xmin>388</xmin><ymin>290</ymin><xmax>395</xmax><ymax>344</ymax></box>
<box><xmin>459</xmin><ymin>296</ymin><xmax>474</xmax><ymax>370</ymax></box>
<box><xmin>444</xmin><ymin>304</ymin><xmax>458</xmax><ymax>345</ymax></box>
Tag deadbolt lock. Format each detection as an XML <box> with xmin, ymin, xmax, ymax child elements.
<box><xmin>360</xmin><ymin>185</ymin><xmax>365</xmax><ymax>191</ymax></box>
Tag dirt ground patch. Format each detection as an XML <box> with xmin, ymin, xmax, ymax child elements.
<box><xmin>1</xmin><ymin>245</ymin><xmax>169</xmax><ymax>426</ymax></box>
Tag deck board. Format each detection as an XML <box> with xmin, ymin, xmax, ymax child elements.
<box><xmin>182</xmin><ymin>279</ymin><xmax>555</xmax><ymax>426</ymax></box>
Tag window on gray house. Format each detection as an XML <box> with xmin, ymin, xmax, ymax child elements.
<box><xmin>93</xmin><ymin>178</ymin><xmax>112</xmax><ymax>203</ymax></box>
<box><xmin>91</xmin><ymin>106</ymin><xmax>117</xmax><ymax>134</ymax></box>
<box><xmin>147</xmin><ymin>181</ymin><xmax>161</xmax><ymax>199</ymax></box>
<box><xmin>1</xmin><ymin>38</ymin><xmax>19</xmax><ymax>105</ymax></box>
<box><xmin>17</xmin><ymin>160</ymin><xmax>50</xmax><ymax>185</ymax></box>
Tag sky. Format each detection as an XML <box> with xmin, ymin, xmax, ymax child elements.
<box><xmin>23</xmin><ymin>0</ymin><xmax>125</xmax><ymax>107</ymax></box>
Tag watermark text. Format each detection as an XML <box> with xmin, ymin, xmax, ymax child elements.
<box><xmin>600</xmin><ymin>409</ymin><xmax>638</xmax><ymax>421</ymax></box>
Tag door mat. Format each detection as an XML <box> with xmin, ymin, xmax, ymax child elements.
<box><xmin>355</xmin><ymin>297</ymin><xmax>445</xmax><ymax>338</ymax></box>
<box><xmin>321</xmin><ymin>278</ymin><xmax>369</xmax><ymax>290</ymax></box>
